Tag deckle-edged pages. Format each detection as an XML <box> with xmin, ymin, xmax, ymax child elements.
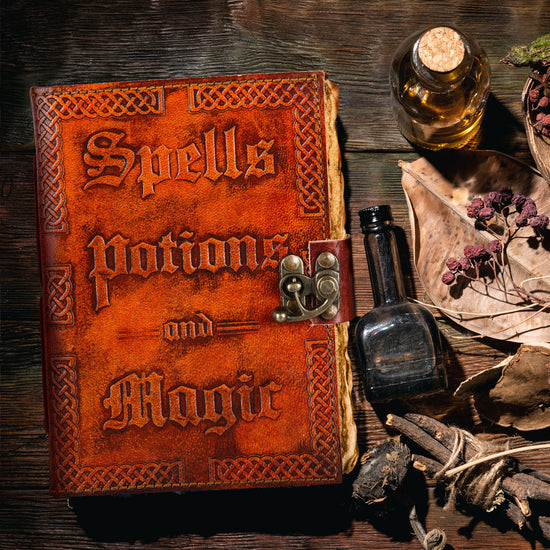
<box><xmin>30</xmin><ymin>71</ymin><xmax>358</xmax><ymax>496</ymax></box>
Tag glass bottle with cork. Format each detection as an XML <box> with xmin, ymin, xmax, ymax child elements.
<box><xmin>355</xmin><ymin>205</ymin><xmax>447</xmax><ymax>402</ymax></box>
<box><xmin>390</xmin><ymin>26</ymin><xmax>491</xmax><ymax>150</ymax></box>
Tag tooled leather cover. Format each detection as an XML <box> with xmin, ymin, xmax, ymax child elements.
<box><xmin>31</xmin><ymin>71</ymin><xmax>348</xmax><ymax>496</ymax></box>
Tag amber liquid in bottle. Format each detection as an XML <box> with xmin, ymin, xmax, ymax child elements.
<box><xmin>390</xmin><ymin>26</ymin><xmax>490</xmax><ymax>150</ymax></box>
<box><xmin>355</xmin><ymin>205</ymin><xmax>447</xmax><ymax>402</ymax></box>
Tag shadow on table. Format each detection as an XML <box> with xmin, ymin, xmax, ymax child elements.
<box><xmin>71</xmin><ymin>482</ymin><xmax>355</xmax><ymax>543</ymax></box>
<box><xmin>478</xmin><ymin>93</ymin><xmax>529</xmax><ymax>159</ymax></box>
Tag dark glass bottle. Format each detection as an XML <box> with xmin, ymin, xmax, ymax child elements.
<box><xmin>355</xmin><ymin>205</ymin><xmax>447</xmax><ymax>402</ymax></box>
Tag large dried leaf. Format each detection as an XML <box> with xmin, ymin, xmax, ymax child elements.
<box><xmin>454</xmin><ymin>344</ymin><xmax>550</xmax><ymax>431</ymax></box>
<box><xmin>400</xmin><ymin>150</ymin><xmax>550</xmax><ymax>343</ymax></box>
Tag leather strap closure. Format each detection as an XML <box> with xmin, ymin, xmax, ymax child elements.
<box><xmin>309</xmin><ymin>236</ymin><xmax>354</xmax><ymax>325</ymax></box>
<box><xmin>272</xmin><ymin>236</ymin><xmax>354</xmax><ymax>325</ymax></box>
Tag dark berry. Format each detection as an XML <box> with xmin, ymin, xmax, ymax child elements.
<box><xmin>515</xmin><ymin>214</ymin><xmax>529</xmax><ymax>227</ymax></box>
<box><xmin>467</xmin><ymin>204</ymin><xmax>479</xmax><ymax>218</ymax></box>
<box><xmin>489</xmin><ymin>240</ymin><xmax>503</xmax><ymax>254</ymax></box>
<box><xmin>474</xmin><ymin>245</ymin><xmax>491</xmax><ymax>263</ymax></box>
<box><xmin>530</xmin><ymin>88</ymin><xmax>541</xmax><ymax>101</ymax></box>
<box><xmin>512</xmin><ymin>193</ymin><xmax>526</xmax><ymax>210</ymax></box>
<box><xmin>471</xmin><ymin>197</ymin><xmax>484</xmax><ymax>209</ymax></box>
<box><xmin>478</xmin><ymin>206</ymin><xmax>495</xmax><ymax>221</ymax></box>
<box><xmin>446</xmin><ymin>257</ymin><xmax>460</xmax><ymax>271</ymax></box>
<box><xmin>484</xmin><ymin>191</ymin><xmax>499</xmax><ymax>208</ymax></box>
<box><xmin>458</xmin><ymin>257</ymin><xmax>470</xmax><ymax>271</ymax></box>
<box><xmin>498</xmin><ymin>188</ymin><xmax>513</xmax><ymax>206</ymax></box>
<box><xmin>463</xmin><ymin>245</ymin><xmax>477</xmax><ymax>259</ymax></box>
<box><xmin>530</xmin><ymin>215</ymin><xmax>549</xmax><ymax>230</ymax></box>
<box><xmin>467</xmin><ymin>197</ymin><xmax>484</xmax><ymax>218</ymax></box>
<box><xmin>522</xmin><ymin>199</ymin><xmax>537</xmax><ymax>218</ymax></box>
<box><xmin>441</xmin><ymin>271</ymin><xmax>455</xmax><ymax>285</ymax></box>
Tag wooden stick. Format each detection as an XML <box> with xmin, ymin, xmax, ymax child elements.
<box><xmin>386</xmin><ymin>414</ymin><xmax>451</xmax><ymax>465</ymax></box>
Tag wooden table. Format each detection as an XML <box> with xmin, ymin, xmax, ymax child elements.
<box><xmin>2</xmin><ymin>1</ymin><xmax>550</xmax><ymax>548</ymax></box>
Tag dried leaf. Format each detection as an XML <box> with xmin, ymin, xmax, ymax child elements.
<box><xmin>454</xmin><ymin>360</ymin><xmax>506</xmax><ymax>400</ymax></box>
<box><xmin>454</xmin><ymin>344</ymin><xmax>550</xmax><ymax>431</ymax></box>
<box><xmin>400</xmin><ymin>150</ymin><xmax>550</xmax><ymax>343</ymax></box>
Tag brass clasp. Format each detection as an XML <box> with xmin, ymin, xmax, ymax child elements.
<box><xmin>272</xmin><ymin>252</ymin><xmax>340</xmax><ymax>323</ymax></box>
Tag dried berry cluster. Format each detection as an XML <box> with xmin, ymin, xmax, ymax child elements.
<box><xmin>466</xmin><ymin>187</ymin><xmax>548</xmax><ymax>230</ymax></box>
<box><xmin>528</xmin><ymin>63</ymin><xmax>550</xmax><ymax>136</ymax></box>
<box><xmin>442</xmin><ymin>242</ymin><xmax>501</xmax><ymax>285</ymax></box>
<box><xmin>442</xmin><ymin>188</ymin><xmax>548</xmax><ymax>292</ymax></box>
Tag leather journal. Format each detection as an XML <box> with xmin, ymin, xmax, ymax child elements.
<box><xmin>30</xmin><ymin>71</ymin><xmax>358</xmax><ymax>496</ymax></box>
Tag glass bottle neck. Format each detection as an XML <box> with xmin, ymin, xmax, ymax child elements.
<box><xmin>363</xmin><ymin>225</ymin><xmax>407</xmax><ymax>306</ymax></box>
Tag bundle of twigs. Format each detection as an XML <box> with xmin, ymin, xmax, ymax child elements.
<box><xmin>386</xmin><ymin>413</ymin><xmax>550</xmax><ymax>542</ymax></box>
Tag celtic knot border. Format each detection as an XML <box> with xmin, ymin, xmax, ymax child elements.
<box><xmin>210</xmin><ymin>334</ymin><xmax>341</xmax><ymax>484</ymax></box>
<box><xmin>49</xmin><ymin>355</ymin><xmax>183</xmax><ymax>494</ymax></box>
<box><xmin>305</xmin><ymin>338</ymin><xmax>339</xmax><ymax>466</ymax></box>
<box><xmin>189</xmin><ymin>77</ymin><xmax>326</xmax><ymax>219</ymax></box>
<box><xmin>32</xmin><ymin>87</ymin><xmax>164</xmax><ymax>234</ymax></box>
<box><xmin>46</xmin><ymin>265</ymin><xmax>74</xmax><ymax>325</ymax></box>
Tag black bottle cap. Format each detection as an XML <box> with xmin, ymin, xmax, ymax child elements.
<box><xmin>358</xmin><ymin>205</ymin><xmax>393</xmax><ymax>229</ymax></box>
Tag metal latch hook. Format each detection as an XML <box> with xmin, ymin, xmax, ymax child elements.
<box><xmin>272</xmin><ymin>252</ymin><xmax>341</xmax><ymax>323</ymax></box>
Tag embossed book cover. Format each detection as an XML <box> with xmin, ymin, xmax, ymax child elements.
<box><xmin>31</xmin><ymin>71</ymin><xmax>357</xmax><ymax>496</ymax></box>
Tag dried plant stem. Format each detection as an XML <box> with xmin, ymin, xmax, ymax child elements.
<box><xmin>458</xmin><ymin>270</ymin><xmax>544</xmax><ymax>305</ymax></box>
<box><xmin>410</xmin><ymin>298</ymin><xmax>541</xmax><ymax>318</ymax></box>
<box><xmin>446</xmin><ymin>302</ymin><xmax>550</xmax><ymax>340</ymax></box>
<box><xmin>520</xmin><ymin>274</ymin><xmax>550</xmax><ymax>286</ymax></box>
<box><xmin>444</xmin><ymin>443</ymin><xmax>550</xmax><ymax>477</ymax></box>
<box><xmin>457</xmin><ymin>243</ymin><xmax>548</xmax><ymax>305</ymax></box>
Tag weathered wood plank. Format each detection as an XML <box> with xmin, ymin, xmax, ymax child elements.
<box><xmin>2</xmin><ymin>0</ymin><xmax>548</xmax><ymax>153</ymax></box>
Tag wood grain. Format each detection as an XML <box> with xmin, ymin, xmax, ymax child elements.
<box><xmin>2</xmin><ymin>0</ymin><xmax>550</xmax><ymax>548</ymax></box>
<box><xmin>2</xmin><ymin>0</ymin><xmax>547</xmax><ymax>154</ymax></box>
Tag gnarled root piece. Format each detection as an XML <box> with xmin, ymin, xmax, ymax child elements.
<box><xmin>386</xmin><ymin>413</ymin><xmax>550</xmax><ymax>542</ymax></box>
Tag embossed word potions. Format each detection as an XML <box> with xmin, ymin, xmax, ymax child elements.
<box><xmin>88</xmin><ymin>230</ymin><xmax>289</xmax><ymax>309</ymax></box>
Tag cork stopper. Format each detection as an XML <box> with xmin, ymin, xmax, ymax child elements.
<box><xmin>418</xmin><ymin>27</ymin><xmax>465</xmax><ymax>73</ymax></box>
